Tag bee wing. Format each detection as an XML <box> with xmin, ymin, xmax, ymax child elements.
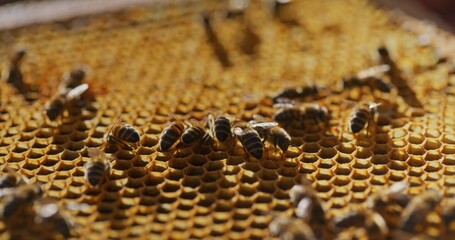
<box><xmin>252</xmin><ymin>114</ymin><xmax>267</xmax><ymax>122</ymax></box>
<box><xmin>66</xmin><ymin>202</ymin><xmax>90</xmax><ymax>211</ymax></box>
<box><xmin>357</xmin><ymin>64</ymin><xmax>390</xmax><ymax>79</ymax></box>
<box><xmin>250</xmin><ymin>122</ymin><xmax>278</xmax><ymax>129</ymax></box>
<box><xmin>387</xmin><ymin>182</ymin><xmax>409</xmax><ymax>194</ymax></box>
<box><xmin>65</xmin><ymin>83</ymin><xmax>89</xmax><ymax>101</ymax></box>
<box><xmin>273</xmin><ymin>102</ymin><xmax>294</xmax><ymax>109</ymax></box>
<box><xmin>188</xmin><ymin>118</ymin><xmax>204</xmax><ymax>128</ymax></box>
<box><xmin>369</xmin><ymin>102</ymin><xmax>381</xmax><ymax>109</ymax></box>
<box><xmin>87</xmin><ymin>148</ymin><xmax>103</xmax><ymax>159</ymax></box>
<box><xmin>295</xmin><ymin>198</ymin><xmax>312</xmax><ymax>219</ymax></box>
<box><xmin>233</xmin><ymin>127</ymin><xmax>247</xmax><ymax>136</ymax></box>
<box><xmin>36</xmin><ymin>202</ymin><xmax>59</xmax><ymax>218</ymax></box>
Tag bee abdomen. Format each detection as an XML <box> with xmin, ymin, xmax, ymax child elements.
<box><xmin>159</xmin><ymin>126</ymin><xmax>182</xmax><ymax>151</ymax></box>
<box><xmin>276</xmin><ymin>136</ymin><xmax>291</xmax><ymax>152</ymax></box>
<box><xmin>241</xmin><ymin>133</ymin><xmax>263</xmax><ymax>159</ymax></box>
<box><xmin>215</xmin><ymin>117</ymin><xmax>231</xmax><ymax>142</ymax></box>
<box><xmin>181</xmin><ymin>127</ymin><xmax>205</xmax><ymax>145</ymax></box>
<box><xmin>350</xmin><ymin>109</ymin><xmax>369</xmax><ymax>133</ymax></box>
<box><xmin>85</xmin><ymin>161</ymin><xmax>107</xmax><ymax>186</ymax></box>
<box><xmin>117</xmin><ymin>125</ymin><xmax>140</xmax><ymax>143</ymax></box>
<box><xmin>0</xmin><ymin>175</ymin><xmax>17</xmax><ymax>189</ymax></box>
<box><xmin>273</xmin><ymin>109</ymin><xmax>296</xmax><ymax>123</ymax></box>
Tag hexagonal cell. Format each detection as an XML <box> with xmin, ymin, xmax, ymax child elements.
<box><xmin>442</xmin><ymin>145</ymin><xmax>455</xmax><ymax>155</ymax></box>
<box><xmin>314</xmin><ymin>169</ymin><xmax>334</xmax><ymax>181</ymax></box>
<box><xmin>350</xmin><ymin>169</ymin><xmax>370</xmax><ymax>180</ymax></box>
<box><xmin>406</xmin><ymin>155</ymin><xmax>426</xmax><ymax>167</ymax></box>
<box><xmin>424</xmin><ymin>161</ymin><xmax>443</xmax><ymax>173</ymax></box>
<box><xmin>319</xmin><ymin>137</ymin><xmax>339</xmax><ymax>148</ymax></box>
<box><xmin>424</xmin><ymin>129</ymin><xmax>441</xmax><ymax>138</ymax></box>
<box><xmin>355</xmin><ymin>148</ymin><xmax>372</xmax><ymax>159</ymax></box>
<box><xmin>336</xmin><ymin>143</ymin><xmax>356</xmax><ymax>154</ymax></box>
<box><xmin>333</xmin><ymin>164</ymin><xmax>352</xmax><ymax>175</ymax></box>
<box><xmin>423</xmin><ymin>139</ymin><xmax>442</xmax><ymax>150</ymax></box>
<box><xmin>335</xmin><ymin>154</ymin><xmax>353</xmax><ymax>164</ymax></box>
<box><xmin>302</xmin><ymin>143</ymin><xmax>320</xmax><ymax>153</ymax></box>
<box><xmin>352</xmin><ymin>158</ymin><xmax>372</xmax><ymax>170</ymax></box>
<box><xmin>442</xmin><ymin>133</ymin><xmax>455</xmax><ymax>144</ymax></box>
<box><xmin>318</xmin><ymin>147</ymin><xmax>338</xmax><ymax>159</ymax></box>
<box><xmin>407</xmin><ymin>144</ymin><xmax>425</xmax><ymax>156</ymax></box>
<box><xmin>425</xmin><ymin>150</ymin><xmax>443</xmax><ymax>161</ymax></box>
<box><xmin>388</xmin><ymin>149</ymin><xmax>409</xmax><ymax>162</ymax></box>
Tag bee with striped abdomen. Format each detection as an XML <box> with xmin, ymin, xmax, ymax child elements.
<box><xmin>0</xmin><ymin>183</ymin><xmax>43</xmax><ymax>219</ymax></box>
<box><xmin>158</xmin><ymin>114</ymin><xmax>186</xmax><ymax>151</ymax></box>
<box><xmin>181</xmin><ymin>118</ymin><xmax>212</xmax><ymax>146</ymax></box>
<box><xmin>290</xmin><ymin>177</ymin><xmax>326</xmax><ymax>225</ymax></box>
<box><xmin>349</xmin><ymin>102</ymin><xmax>380</xmax><ymax>136</ymax></box>
<box><xmin>105</xmin><ymin>117</ymin><xmax>141</xmax><ymax>150</ymax></box>
<box><xmin>250</xmin><ymin>121</ymin><xmax>291</xmax><ymax>152</ymax></box>
<box><xmin>208</xmin><ymin>113</ymin><xmax>232</xmax><ymax>142</ymax></box>
<box><xmin>273</xmin><ymin>102</ymin><xmax>329</xmax><ymax>128</ymax></box>
<box><xmin>84</xmin><ymin>149</ymin><xmax>112</xmax><ymax>187</ymax></box>
<box><xmin>232</xmin><ymin>120</ymin><xmax>263</xmax><ymax>159</ymax></box>
<box><xmin>399</xmin><ymin>189</ymin><xmax>442</xmax><ymax>233</ymax></box>
<box><xmin>44</xmin><ymin>83</ymin><xmax>89</xmax><ymax>121</ymax></box>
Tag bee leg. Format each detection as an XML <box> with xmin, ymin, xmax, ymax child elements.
<box><xmin>365</xmin><ymin>118</ymin><xmax>371</xmax><ymax>138</ymax></box>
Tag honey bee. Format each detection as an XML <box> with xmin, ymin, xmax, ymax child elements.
<box><xmin>0</xmin><ymin>167</ymin><xmax>27</xmax><ymax>189</ymax></box>
<box><xmin>0</xmin><ymin>183</ymin><xmax>43</xmax><ymax>219</ymax></box>
<box><xmin>2</xmin><ymin>48</ymin><xmax>26</xmax><ymax>89</ymax></box>
<box><xmin>349</xmin><ymin>102</ymin><xmax>380</xmax><ymax>136</ymax></box>
<box><xmin>273</xmin><ymin>102</ymin><xmax>329</xmax><ymax>128</ymax></box>
<box><xmin>366</xmin><ymin>182</ymin><xmax>410</xmax><ymax>212</ymax></box>
<box><xmin>181</xmin><ymin>118</ymin><xmax>212</xmax><ymax>146</ymax></box>
<box><xmin>105</xmin><ymin>117</ymin><xmax>141</xmax><ymax>150</ymax></box>
<box><xmin>289</xmin><ymin>178</ymin><xmax>326</xmax><ymax>225</ymax></box>
<box><xmin>343</xmin><ymin>65</ymin><xmax>392</xmax><ymax>93</ymax></box>
<box><xmin>331</xmin><ymin>208</ymin><xmax>389</xmax><ymax>238</ymax></box>
<box><xmin>59</xmin><ymin>67</ymin><xmax>87</xmax><ymax>90</ymax></box>
<box><xmin>35</xmin><ymin>201</ymin><xmax>72</xmax><ymax>238</ymax></box>
<box><xmin>84</xmin><ymin>148</ymin><xmax>112</xmax><ymax>187</ymax></box>
<box><xmin>399</xmin><ymin>189</ymin><xmax>442</xmax><ymax>233</ymax></box>
<box><xmin>272</xmin><ymin>85</ymin><xmax>321</xmax><ymax>103</ymax></box>
<box><xmin>250</xmin><ymin>121</ymin><xmax>291</xmax><ymax>152</ymax></box>
<box><xmin>232</xmin><ymin>120</ymin><xmax>263</xmax><ymax>159</ymax></box>
<box><xmin>201</xmin><ymin>13</ymin><xmax>232</xmax><ymax>68</ymax></box>
<box><xmin>158</xmin><ymin>114</ymin><xmax>186</xmax><ymax>151</ymax></box>
<box><xmin>377</xmin><ymin>46</ymin><xmax>423</xmax><ymax>108</ymax></box>
<box><xmin>269</xmin><ymin>215</ymin><xmax>317</xmax><ymax>240</ymax></box>
<box><xmin>44</xmin><ymin>83</ymin><xmax>89</xmax><ymax>121</ymax></box>
<box><xmin>208</xmin><ymin>113</ymin><xmax>232</xmax><ymax>142</ymax></box>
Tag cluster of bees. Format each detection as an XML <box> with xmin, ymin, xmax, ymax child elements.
<box><xmin>0</xmin><ymin>167</ymin><xmax>74</xmax><ymax>238</ymax></box>
<box><xmin>158</xmin><ymin>113</ymin><xmax>291</xmax><ymax>160</ymax></box>
<box><xmin>270</xmin><ymin>179</ymin><xmax>455</xmax><ymax>239</ymax></box>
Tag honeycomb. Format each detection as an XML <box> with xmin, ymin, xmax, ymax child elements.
<box><xmin>0</xmin><ymin>0</ymin><xmax>454</xmax><ymax>239</ymax></box>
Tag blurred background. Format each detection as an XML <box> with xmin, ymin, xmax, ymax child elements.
<box><xmin>0</xmin><ymin>0</ymin><xmax>454</xmax><ymax>31</ymax></box>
